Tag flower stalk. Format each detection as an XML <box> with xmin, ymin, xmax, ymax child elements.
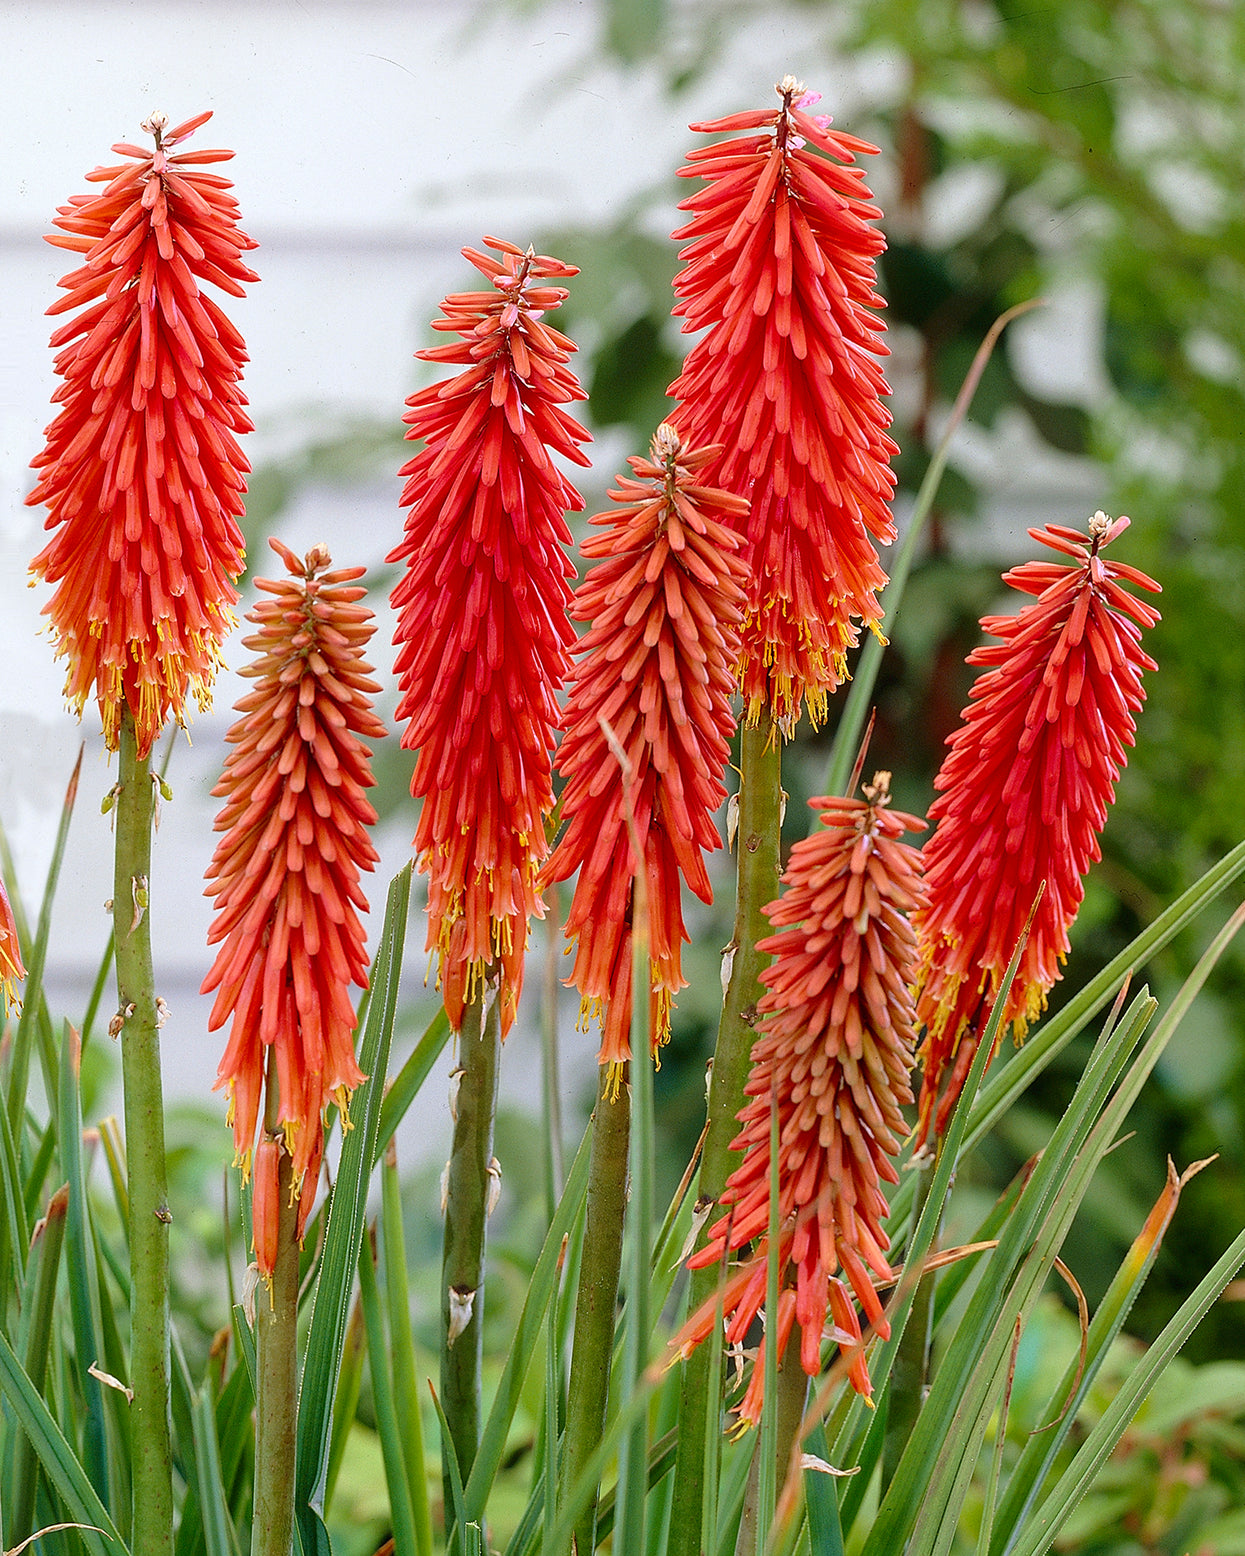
<box><xmin>561</xmin><ymin>1065</ymin><xmax>631</xmax><ymax>1556</ymax></box>
<box><xmin>113</xmin><ymin>708</ymin><xmax>172</xmax><ymax>1556</ymax></box>
<box><xmin>667</xmin><ymin>717</ymin><xmax>782</xmax><ymax>1556</ymax></box>
<box><xmin>251</xmin><ymin>1080</ymin><xmax>300</xmax><ymax>1556</ymax></box>
<box><xmin>440</xmin><ymin>972</ymin><xmax>502</xmax><ymax>1516</ymax></box>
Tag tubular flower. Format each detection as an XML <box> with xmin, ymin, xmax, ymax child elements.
<box><xmin>0</xmin><ymin>880</ymin><xmax>26</xmax><ymax>1015</ymax></box>
<box><xmin>203</xmin><ymin>540</ymin><xmax>385</xmax><ymax>1230</ymax></box>
<box><xmin>27</xmin><ymin>110</ymin><xmax>257</xmax><ymax>758</ymax></box>
<box><xmin>672</xmin><ymin>776</ymin><xmax>926</xmax><ymax>1422</ymax></box>
<box><xmin>389</xmin><ymin>237</ymin><xmax>589</xmax><ymax>1034</ymax></box>
<box><xmin>541</xmin><ymin>426</ymin><xmax>748</xmax><ymax>1076</ymax></box>
<box><xmin>914</xmin><ymin>513</ymin><xmax>1161</xmax><ymax>1146</ymax></box>
<box><xmin>667</xmin><ymin>76</ymin><xmax>897</xmax><ymax>732</ymax></box>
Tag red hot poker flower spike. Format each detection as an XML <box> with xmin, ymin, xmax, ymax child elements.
<box><xmin>542</xmin><ymin>426</ymin><xmax>748</xmax><ymax>1077</ymax></box>
<box><xmin>672</xmin><ymin>776</ymin><xmax>926</xmax><ymax>1420</ymax></box>
<box><xmin>203</xmin><ymin>540</ymin><xmax>386</xmax><ymax>1223</ymax></box>
<box><xmin>914</xmin><ymin>513</ymin><xmax>1161</xmax><ymax>1147</ymax></box>
<box><xmin>668</xmin><ymin>77</ymin><xmax>897</xmax><ymax>732</ymax></box>
<box><xmin>28</xmin><ymin>111</ymin><xmax>257</xmax><ymax>758</ymax></box>
<box><xmin>389</xmin><ymin>237</ymin><xmax>590</xmax><ymax>1035</ymax></box>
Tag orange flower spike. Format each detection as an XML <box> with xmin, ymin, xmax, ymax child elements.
<box><xmin>389</xmin><ymin>236</ymin><xmax>590</xmax><ymax>1033</ymax></box>
<box><xmin>27</xmin><ymin>111</ymin><xmax>257</xmax><ymax>758</ymax></box>
<box><xmin>203</xmin><ymin>539</ymin><xmax>386</xmax><ymax>1218</ymax></box>
<box><xmin>0</xmin><ymin>880</ymin><xmax>26</xmax><ymax>1015</ymax></box>
<box><xmin>675</xmin><ymin>775</ymin><xmax>926</xmax><ymax>1420</ymax></box>
<box><xmin>668</xmin><ymin>78</ymin><xmax>897</xmax><ymax>732</ymax></box>
<box><xmin>914</xmin><ymin>513</ymin><xmax>1161</xmax><ymax>1146</ymax></box>
<box><xmin>542</xmin><ymin>425</ymin><xmax>749</xmax><ymax>1074</ymax></box>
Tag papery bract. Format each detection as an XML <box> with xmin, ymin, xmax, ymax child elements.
<box><xmin>668</xmin><ymin>77</ymin><xmax>897</xmax><ymax>732</ymax></box>
<box><xmin>673</xmin><ymin>776</ymin><xmax>926</xmax><ymax>1419</ymax></box>
<box><xmin>389</xmin><ymin>237</ymin><xmax>589</xmax><ymax>1033</ymax></box>
<box><xmin>27</xmin><ymin>111</ymin><xmax>257</xmax><ymax>757</ymax></box>
<box><xmin>204</xmin><ymin>540</ymin><xmax>385</xmax><ymax>1232</ymax></box>
<box><xmin>914</xmin><ymin>513</ymin><xmax>1161</xmax><ymax>1145</ymax></box>
<box><xmin>542</xmin><ymin>425</ymin><xmax>747</xmax><ymax>1075</ymax></box>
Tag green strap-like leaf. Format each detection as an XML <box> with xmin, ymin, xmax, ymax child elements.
<box><xmin>1007</xmin><ymin>1223</ymin><xmax>1245</xmax><ymax>1556</ymax></box>
<box><xmin>294</xmin><ymin>864</ymin><xmax>410</xmax><ymax>1555</ymax></box>
<box><xmin>0</xmin><ymin>1328</ymin><xmax>126</xmax><ymax>1556</ymax></box>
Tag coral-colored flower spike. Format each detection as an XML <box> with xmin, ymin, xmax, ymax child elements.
<box><xmin>0</xmin><ymin>879</ymin><xmax>27</xmax><ymax>1016</ymax></box>
<box><xmin>672</xmin><ymin>776</ymin><xmax>926</xmax><ymax>1420</ymax></box>
<box><xmin>914</xmin><ymin>513</ymin><xmax>1161</xmax><ymax>1146</ymax></box>
<box><xmin>389</xmin><ymin>236</ymin><xmax>590</xmax><ymax>1034</ymax></box>
<box><xmin>28</xmin><ymin>111</ymin><xmax>257</xmax><ymax>758</ymax></box>
<box><xmin>668</xmin><ymin>77</ymin><xmax>897</xmax><ymax>732</ymax></box>
<box><xmin>203</xmin><ymin>540</ymin><xmax>385</xmax><ymax>1220</ymax></box>
<box><xmin>542</xmin><ymin>426</ymin><xmax>748</xmax><ymax>1074</ymax></box>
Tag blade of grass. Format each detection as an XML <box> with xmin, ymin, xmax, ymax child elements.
<box><xmin>463</xmin><ymin>1124</ymin><xmax>591</xmax><ymax>1525</ymax></box>
<box><xmin>294</xmin><ymin>863</ymin><xmax>410</xmax><ymax>1556</ymax></box>
<box><xmin>192</xmin><ymin>1381</ymin><xmax>241</xmax><ymax>1556</ymax></box>
<box><xmin>872</xmin><ymin>990</ymin><xmax>1158</xmax><ymax>1556</ymax></box>
<box><xmin>57</xmin><ymin>1023</ymin><xmax>112</xmax><ymax>1513</ymax></box>
<box><xmin>358</xmin><ymin>1228</ymin><xmax>420</xmax><ymax>1556</ymax></box>
<box><xmin>6</xmin><ymin>747</ymin><xmax>83</xmax><ymax>1130</ymax></box>
<box><xmin>323</xmin><ymin>1293</ymin><xmax>364</xmax><ymax>1516</ymax></box>
<box><xmin>1007</xmin><ymin>1223</ymin><xmax>1245</xmax><ymax>1556</ymax></box>
<box><xmin>0</xmin><ymin>1328</ymin><xmax>126</xmax><ymax>1556</ymax></box>
<box><xmin>8</xmin><ymin>1184</ymin><xmax>69</xmax><ymax>1547</ymax></box>
<box><xmin>381</xmin><ymin>1141</ymin><xmax>433</xmax><ymax>1556</ymax></box>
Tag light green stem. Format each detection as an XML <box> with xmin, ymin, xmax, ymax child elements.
<box><xmin>440</xmin><ymin>973</ymin><xmax>502</xmax><ymax>1522</ymax></box>
<box><xmin>668</xmin><ymin>718</ymin><xmax>783</xmax><ymax>1556</ymax></box>
<box><xmin>562</xmin><ymin>1064</ymin><xmax>631</xmax><ymax>1555</ymax></box>
<box><xmin>114</xmin><ymin>710</ymin><xmax>172</xmax><ymax>1556</ymax></box>
<box><xmin>252</xmin><ymin>1069</ymin><xmax>300</xmax><ymax>1556</ymax></box>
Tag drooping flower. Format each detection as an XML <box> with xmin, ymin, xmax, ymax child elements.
<box><xmin>389</xmin><ymin>237</ymin><xmax>590</xmax><ymax>1034</ymax></box>
<box><xmin>0</xmin><ymin>880</ymin><xmax>27</xmax><ymax>1015</ymax></box>
<box><xmin>541</xmin><ymin>425</ymin><xmax>748</xmax><ymax>1076</ymax></box>
<box><xmin>203</xmin><ymin>540</ymin><xmax>385</xmax><ymax>1242</ymax></box>
<box><xmin>913</xmin><ymin>513</ymin><xmax>1161</xmax><ymax>1146</ymax></box>
<box><xmin>671</xmin><ymin>776</ymin><xmax>926</xmax><ymax>1421</ymax></box>
<box><xmin>27</xmin><ymin>111</ymin><xmax>257</xmax><ymax>759</ymax></box>
<box><xmin>667</xmin><ymin>77</ymin><xmax>897</xmax><ymax>732</ymax></box>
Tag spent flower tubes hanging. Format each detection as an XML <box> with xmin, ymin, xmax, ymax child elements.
<box><xmin>672</xmin><ymin>774</ymin><xmax>926</xmax><ymax>1422</ymax></box>
<box><xmin>542</xmin><ymin>425</ymin><xmax>749</xmax><ymax>1079</ymax></box>
<box><xmin>28</xmin><ymin>110</ymin><xmax>257</xmax><ymax>758</ymax></box>
<box><xmin>913</xmin><ymin>512</ymin><xmax>1161</xmax><ymax>1147</ymax></box>
<box><xmin>389</xmin><ymin>237</ymin><xmax>590</xmax><ymax>1033</ymax></box>
<box><xmin>203</xmin><ymin>540</ymin><xmax>385</xmax><ymax>1271</ymax></box>
<box><xmin>667</xmin><ymin>77</ymin><xmax>898</xmax><ymax>732</ymax></box>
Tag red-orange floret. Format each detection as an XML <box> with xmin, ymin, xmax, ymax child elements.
<box><xmin>389</xmin><ymin>237</ymin><xmax>589</xmax><ymax>1034</ymax></box>
<box><xmin>27</xmin><ymin>111</ymin><xmax>257</xmax><ymax>758</ymax></box>
<box><xmin>541</xmin><ymin>426</ymin><xmax>748</xmax><ymax>1074</ymax></box>
<box><xmin>913</xmin><ymin>513</ymin><xmax>1161</xmax><ymax>1146</ymax></box>
<box><xmin>667</xmin><ymin>77</ymin><xmax>897</xmax><ymax>732</ymax></box>
<box><xmin>204</xmin><ymin>540</ymin><xmax>385</xmax><ymax>1225</ymax></box>
<box><xmin>672</xmin><ymin>776</ymin><xmax>926</xmax><ymax>1423</ymax></box>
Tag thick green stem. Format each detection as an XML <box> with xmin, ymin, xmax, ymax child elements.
<box><xmin>736</xmin><ymin>1331</ymin><xmax>808</xmax><ymax>1556</ymax></box>
<box><xmin>668</xmin><ymin>719</ymin><xmax>783</xmax><ymax>1556</ymax></box>
<box><xmin>252</xmin><ymin>1136</ymin><xmax>300</xmax><ymax>1556</ymax></box>
<box><xmin>882</xmin><ymin>1156</ymin><xmax>938</xmax><ymax>1490</ymax></box>
<box><xmin>114</xmin><ymin>711</ymin><xmax>172</xmax><ymax>1556</ymax></box>
<box><xmin>440</xmin><ymin>972</ymin><xmax>502</xmax><ymax>1520</ymax></box>
<box><xmin>562</xmin><ymin>1064</ymin><xmax>631</xmax><ymax>1555</ymax></box>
